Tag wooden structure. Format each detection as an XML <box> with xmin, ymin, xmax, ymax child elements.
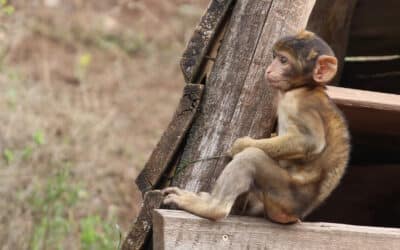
<box><xmin>153</xmin><ymin>209</ymin><xmax>400</xmax><ymax>250</ymax></box>
<box><xmin>123</xmin><ymin>0</ymin><xmax>400</xmax><ymax>249</ymax></box>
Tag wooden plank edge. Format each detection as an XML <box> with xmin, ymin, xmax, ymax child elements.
<box><xmin>136</xmin><ymin>84</ymin><xmax>204</xmax><ymax>193</ymax></box>
<box><xmin>327</xmin><ymin>86</ymin><xmax>400</xmax><ymax>112</ymax></box>
<box><xmin>122</xmin><ymin>191</ymin><xmax>164</xmax><ymax>250</ymax></box>
<box><xmin>180</xmin><ymin>0</ymin><xmax>235</xmax><ymax>83</ymax></box>
<box><xmin>153</xmin><ymin>209</ymin><xmax>400</xmax><ymax>250</ymax></box>
<box><xmin>154</xmin><ymin>209</ymin><xmax>400</xmax><ymax>235</ymax></box>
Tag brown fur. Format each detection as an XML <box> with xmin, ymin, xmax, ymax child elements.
<box><xmin>162</xmin><ymin>31</ymin><xmax>350</xmax><ymax>223</ymax></box>
<box><xmin>296</xmin><ymin>30</ymin><xmax>315</xmax><ymax>39</ymax></box>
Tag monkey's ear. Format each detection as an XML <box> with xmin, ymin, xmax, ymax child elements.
<box><xmin>313</xmin><ymin>55</ymin><xmax>338</xmax><ymax>84</ymax></box>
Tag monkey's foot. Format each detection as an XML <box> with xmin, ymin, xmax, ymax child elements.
<box><xmin>268</xmin><ymin>211</ymin><xmax>300</xmax><ymax>224</ymax></box>
<box><xmin>162</xmin><ymin>187</ymin><xmax>230</xmax><ymax>221</ymax></box>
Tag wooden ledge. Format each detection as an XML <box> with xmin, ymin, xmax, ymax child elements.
<box><xmin>327</xmin><ymin>86</ymin><xmax>400</xmax><ymax>112</ymax></box>
<box><xmin>152</xmin><ymin>209</ymin><xmax>400</xmax><ymax>250</ymax></box>
<box><xmin>327</xmin><ymin>86</ymin><xmax>400</xmax><ymax>135</ymax></box>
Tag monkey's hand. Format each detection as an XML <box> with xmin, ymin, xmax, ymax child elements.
<box><xmin>229</xmin><ymin>136</ymin><xmax>255</xmax><ymax>157</ymax></box>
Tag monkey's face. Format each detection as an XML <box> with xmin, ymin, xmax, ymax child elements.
<box><xmin>265</xmin><ymin>50</ymin><xmax>299</xmax><ymax>91</ymax></box>
<box><xmin>267</xmin><ymin>31</ymin><xmax>339</xmax><ymax>90</ymax></box>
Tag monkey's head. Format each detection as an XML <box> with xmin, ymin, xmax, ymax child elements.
<box><xmin>266</xmin><ymin>30</ymin><xmax>338</xmax><ymax>91</ymax></box>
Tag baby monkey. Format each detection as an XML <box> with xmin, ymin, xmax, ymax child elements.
<box><xmin>162</xmin><ymin>30</ymin><xmax>350</xmax><ymax>224</ymax></box>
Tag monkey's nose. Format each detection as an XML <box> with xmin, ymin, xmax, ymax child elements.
<box><xmin>266</xmin><ymin>65</ymin><xmax>273</xmax><ymax>74</ymax></box>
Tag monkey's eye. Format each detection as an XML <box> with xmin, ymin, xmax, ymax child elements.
<box><xmin>279</xmin><ymin>55</ymin><xmax>288</xmax><ymax>64</ymax></box>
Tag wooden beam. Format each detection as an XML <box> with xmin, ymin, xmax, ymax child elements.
<box><xmin>122</xmin><ymin>191</ymin><xmax>163</xmax><ymax>250</ymax></box>
<box><xmin>135</xmin><ymin>84</ymin><xmax>204</xmax><ymax>193</ymax></box>
<box><xmin>180</xmin><ymin>0</ymin><xmax>235</xmax><ymax>83</ymax></box>
<box><xmin>173</xmin><ymin>0</ymin><xmax>316</xmax><ymax>194</ymax></box>
<box><xmin>126</xmin><ymin>85</ymin><xmax>203</xmax><ymax>249</ymax></box>
<box><xmin>153</xmin><ymin>209</ymin><xmax>400</xmax><ymax>250</ymax></box>
<box><xmin>327</xmin><ymin>86</ymin><xmax>400</xmax><ymax>136</ymax></box>
<box><xmin>327</xmin><ymin>86</ymin><xmax>400</xmax><ymax>112</ymax></box>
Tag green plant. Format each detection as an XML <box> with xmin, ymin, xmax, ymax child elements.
<box><xmin>80</xmin><ymin>215</ymin><xmax>120</xmax><ymax>250</ymax></box>
<box><xmin>75</xmin><ymin>52</ymin><xmax>92</xmax><ymax>81</ymax></box>
<box><xmin>0</xmin><ymin>0</ymin><xmax>15</xmax><ymax>15</ymax></box>
<box><xmin>29</xmin><ymin>167</ymin><xmax>81</xmax><ymax>249</ymax></box>
<box><xmin>22</xmin><ymin>146</ymin><xmax>33</xmax><ymax>160</ymax></box>
<box><xmin>3</xmin><ymin>148</ymin><xmax>14</xmax><ymax>164</ymax></box>
<box><xmin>5</xmin><ymin>87</ymin><xmax>17</xmax><ymax>109</ymax></box>
<box><xmin>33</xmin><ymin>130</ymin><xmax>45</xmax><ymax>146</ymax></box>
<box><xmin>28</xmin><ymin>167</ymin><xmax>120</xmax><ymax>249</ymax></box>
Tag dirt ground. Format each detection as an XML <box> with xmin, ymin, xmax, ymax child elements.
<box><xmin>0</xmin><ymin>0</ymin><xmax>209</xmax><ymax>249</ymax></box>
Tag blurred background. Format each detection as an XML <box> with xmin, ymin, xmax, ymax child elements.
<box><xmin>0</xmin><ymin>0</ymin><xmax>209</xmax><ymax>249</ymax></box>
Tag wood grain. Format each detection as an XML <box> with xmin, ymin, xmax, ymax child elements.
<box><xmin>153</xmin><ymin>209</ymin><xmax>400</xmax><ymax>250</ymax></box>
<box><xmin>136</xmin><ymin>84</ymin><xmax>204</xmax><ymax>193</ymax></box>
<box><xmin>327</xmin><ymin>86</ymin><xmax>400</xmax><ymax>112</ymax></box>
<box><xmin>122</xmin><ymin>191</ymin><xmax>163</xmax><ymax>250</ymax></box>
<box><xmin>180</xmin><ymin>0</ymin><xmax>235</xmax><ymax>83</ymax></box>
<box><xmin>173</xmin><ymin>0</ymin><xmax>316</xmax><ymax>194</ymax></box>
<box><xmin>328</xmin><ymin>86</ymin><xmax>400</xmax><ymax>135</ymax></box>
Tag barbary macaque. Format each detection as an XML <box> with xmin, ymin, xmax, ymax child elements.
<box><xmin>162</xmin><ymin>30</ymin><xmax>350</xmax><ymax>224</ymax></box>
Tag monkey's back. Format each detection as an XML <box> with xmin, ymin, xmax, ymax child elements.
<box><xmin>302</xmin><ymin>88</ymin><xmax>351</xmax><ymax>215</ymax></box>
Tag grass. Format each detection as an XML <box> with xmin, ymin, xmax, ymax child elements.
<box><xmin>0</xmin><ymin>0</ymin><xmax>14</xmax><ymax>16</ymax></box>
<box><xmin>0</xmin><ymin>0</ymin><xmax>209</xmax><ymax>248</ymax></box>
<box><xmin>28</xmin><ymin>167</ymin><xmax>120</xmax><ymax>250</ymax></box>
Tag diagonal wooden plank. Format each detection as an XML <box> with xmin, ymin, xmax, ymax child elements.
<box><xmin>173</xmin><ymin>0</ymin><xmax>316</xmax><ymax>194</ymax></box>
<box><xmin>136</xmin><ymin>84</ymin><xmax>204</xmax><ymax>193</ymax></box>
<box><xmin>122</xmin><ymin>191</ymin><xmax>164</xmax><ymax>250</ymax></box>
<box><xmin>180</xmin><ymin>0</ymin><xmax>235</xmax><ymax>83</ymax></box>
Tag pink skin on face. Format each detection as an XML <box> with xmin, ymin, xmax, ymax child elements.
<box><xmin>265</xmin><ymin>51</ymin><xmax>292</xmax><ymax>90</ymax></box>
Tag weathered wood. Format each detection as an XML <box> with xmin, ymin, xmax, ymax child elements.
<box><xmin>122</xmin><ymin>191</ymin><xmax>163</xmax><ymax>250</ymax></box>
<box><xmin>136</xmin><ymin>84</ymin><xmax>204</xmax><ymax>193</ymax></box>
<box><xmin>347</xmin><ymin>0</ymin><xmax>400</xmax><ymax>56</ymax></box>
<box><xmin>327</xmin><ymin>86</ymin><xmax>400</xmax><ymax>136</ymax></box>
<box><xmin>306</xmin><ymin>0</ymin><xmax>358</xmax><ymax>84</ymax></box>
<box><xmin>153</xmin><ymin>209</ymin><xmax>400</xmax><ymax>250</ymax></box>
<box><xmin>327</xmin><ymin>86</ymin><xmax>400</xmax><ymax>113</ymax></box>
<box><xmin>180</xmin><ymin>0</ymin><xmax>235</xmax><ymax>83</ymax></box>
<box><xmin>173</xmin><ymin>0</ymin><xmax>316</xmax><ymax>193</ymax></box>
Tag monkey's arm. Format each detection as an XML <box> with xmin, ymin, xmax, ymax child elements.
<box><xmin>231</xmin><ymin>111</ymin><xmax>326</xmax><ymax>160</ymax></box>
<box><xmin>253</xmin><ymin>134</ymin><xmax>320</xmax><ymax>160</ymax></box>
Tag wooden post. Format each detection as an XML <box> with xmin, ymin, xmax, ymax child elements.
<box><xmin>172</xmin><ymin>0</ymin><xmax>316</xmax><ymax>195</ymax></box>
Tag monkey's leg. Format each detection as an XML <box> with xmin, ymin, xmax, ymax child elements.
<box><xmin>163</xmin><ymin>147</ymin><xmax>270</xmax><ymax>220</ymax></box>
<box><xmin>236</xmin><ymin>147</ymin><xmax>301</xmax><ymax>223</ymax></box>
<box><xmin>209</xmin><ymin>146</ymin><xmax>300</xmax><ymax>223</ymax></box>
<box><xmin>241</xmin><ymin>191</ymin><xmax>265</xmax><ymax>217</ymax></box>
<box><xmin>163</xmin><ymin>147</ymin><xmax>300</xmax><ymax>222</ymax></box>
